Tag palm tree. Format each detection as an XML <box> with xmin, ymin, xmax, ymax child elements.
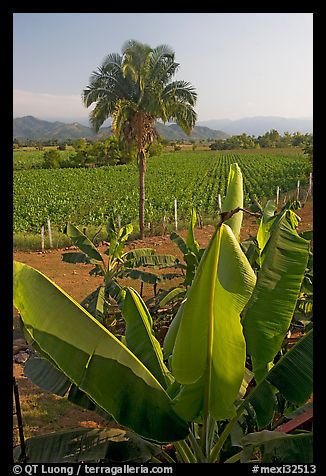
<box><xmin>83</xmin><ymin>39</ymin><xmax>197</xmax><ymax>239</ymax></box>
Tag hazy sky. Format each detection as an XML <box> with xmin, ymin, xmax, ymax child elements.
<box><xmin>13</xmin><ymin>13</ymin><xmax>313</xmax><ymax>124</ymax></box>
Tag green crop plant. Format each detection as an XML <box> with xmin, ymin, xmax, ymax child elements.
<box><xmin>62</xmin><ymin>219</ymin><xmax>183</xmax><ymax>323</ymax></box>
<box><xmin>14</xmin><ymin>149</ymin><xmax>312</xmax><ymax>237</ymax></box>
<box><xmin>13</xmin><ymin>163</ymin><xmax>312</xmax><ymax>463</ymax></box>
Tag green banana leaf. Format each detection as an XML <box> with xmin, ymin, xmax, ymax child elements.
<box><xmin>124</xmin><ymin>254</ymin><xmax>180</xmax><ymax>269</ymax></box>
<box><xmin>222</xmin><ymin>163</ymin><xmax>243</xmax><ymax>240</ymax></box>
<box><xmin>242</xmin><ymin>209</ymin><xmax>310</xmax><ymax>382</ymax></box>
<box><xmin>80</xmin><ymin>284</ymin><xmax>113</xmax><ymax>319</ymax></box>
<box><xmin>121</xmin><ymin>248</ymin><xmax>155</xmax><ymax>261</ymax></box>
<box><xmin>65</xmin><ymin>223</ymin><xmax>104</xmax><ymax>263</ymax></box>
<box><xmin>170</xmin><ymin>231</ymin><xmax>188</xmax><ymax>255</ymax></box>
<box><xmin>122</xmin><ymin>288</ymin><xmax>171</xmax><ymax>388</ymax></box>
<box><xmin>247</xmin><ymin>380</ymin><xmax>277</xmax><ymax>429</ymax></box>
<box><xmin>240</xmin><ymin>430</ymin><xmax>313</xmax><ymax>463</ymax></box>
<box><xmin>24</xmin><ymin>356</ymin><xmax>113</xmax><ymax>419</ymax></box>
<box><xmin>266</xmin><ymin>330</ymin><xmax>313</xmax><ymax>404</ymax></box>
<box><xmin>172</xmin><ymin>223</ymin><xmax>256</xmax><ymax>421</ymax></box>
<box><xmin>244</xmin><ymin>330</ymin><xmax>313</xmax><ymax>429</ymax></box>
<box><xmin>24</xmin><ymin>357</ymin><xmax>71</xmax><ymax>396</ymax></box>
<box><xmin>256</xmin><ymin>199</ymin><xmax>276</xmax><ymax>265</ymax></box>
<box><xmin>163</xmin><ymin>297</ymin><xmax>187</xmax><ymax>360</ymax></box>
<box><xmin>159</xmin><ymin>287</ymin><xmax>186</xmax><ymax>308</ymax></box>
<box><xmin>107</xmin><ymin>223</ymin><xmax>133</xmax><ymax>260</ymax></box>
<box><xmin>13</xmin><ymin>261</ymin><xmax>189</xmax><ymax>443</ymax></box>
<box><xmin>186</xmin><ymin>208</ymin><xmax>200</xmax><ymax>254</ymax></box>
<box><xmin>118</xmin><ymin>268</ymin><xmax>181</xmax><ymax>284</ymax></box>
<box><xmin>61</xmin><ymin>252</ymin><xmax>91</xmax><ymax>264</ymax></box>
<box><xmin>13</xmin><ymin>427</ymin><xmax>161</xmax><ymax>463</ymax></box>
<box><xmin>183</xmin><ymin>251</ymin><xmax>199</xmax><ymax>286</ymax></box>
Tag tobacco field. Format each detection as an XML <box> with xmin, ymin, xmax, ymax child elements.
<box><xmin>13</xmin><ymin>149</ymin><xmax>311</xmax><ymax>235</ymax></box>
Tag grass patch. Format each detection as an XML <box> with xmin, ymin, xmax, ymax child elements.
<box><xmin>13</xmin><ymin>392</ymin><xmax>74</xmax><ymax>446</ymax></box>
<box><xmin>13</xmin><ymin>215</ymin><xmax>219</xmax><ymax>251</ymax></box>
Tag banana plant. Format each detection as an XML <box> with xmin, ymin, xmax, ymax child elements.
<box><xmin>152</xmin><ymin>207</ymin><xmax>204</xmax><ymax>310</ymax></box>
<box><xmin>160</xmin><ymin>163</ymin><xmax>245</xmax><ymax>310</ymax></box>
<box><xmin>242</xmin><ymin>205</ymin><xmax>310</xmax><ymax>382</ymax></box>
<box><xmin>13</xmin><ymin>258</ymin><xmax>313</xmax><ymax>463</ymax></box>
<box><xmin>13</xmin><ymin>163</ymin><xmax>312</xmax><ymax>463</ymax></box>
<box><xmin>62</xmin><ymin>219</ymin><xmax>183</xmax><ymax>320</ymax></box>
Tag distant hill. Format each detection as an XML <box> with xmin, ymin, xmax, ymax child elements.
<box><xmin>155</xmin><ymin>122</ymin><xmax>229</xmax><ymax>141</ymax></box>
<box><xmin>13</xmin><ymin>116</ymin><xmax>229</xmax><ymax>142</ymax></box>
<box><xmin>13</xmin><ymin>116</ymin><xmax>99</xmax><ymax>140</ymax></box>
<box><xmin>197</xmin><ymin>116</ymin><xmax>313</xmax><ymax>136</ymax></box>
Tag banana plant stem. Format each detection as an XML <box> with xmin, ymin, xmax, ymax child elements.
<box><xmin>174</xmin><ymin>440</ymin><xmax>196</xmax><ymax>463</ymax></box>
<box><xmin>159</xmin><ymin>449</ymin><xmax>176</xmax><ymax>463</ymax></box>
<box><xmin>188</xmin><ymin>431</ymin><xmax>205</xmax><ymax>462</ymax></box>
<box><xmin>223</xmin><ymin>451</ymin><xmax>242</xmax><ymax>463</ymax></box>
<box><xmin>209</xmin><ymin>399</ymin><xmax>247</xmax><ymax>462</ymax></box>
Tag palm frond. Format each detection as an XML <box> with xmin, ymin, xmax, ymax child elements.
<box><xmin>100</xmin><ymin>52</ymin><xmax>123</xmax><ymax>73</ymax></box>
<box><xmin>148</xmin><ymin>45</ymin><xmax>179</xmax><ymax>87</ymax></box>
<box><xmin>166</xmin><ymin>101</ymin><xmax>197</xmax><ymax>135</ymax></box>
<box><xmin>88</xmin><ymin>98</ymin><xmax>115</xmax><ymax>132</ymax></box>
<box><xmin>162</xmin><ymin>80</ymin><xmax>197</xmax><ymax>106</ymax></box>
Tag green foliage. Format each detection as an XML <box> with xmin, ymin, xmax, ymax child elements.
<box><xmin>303</xmin><ymin>142</ymin><xmax>313</xmax><ymax>161</ymax></box>
<box><xmin>14</xmin><ymin>427</ymin><xmax>161</xmax><ymax>463</ymax></box>
<box><xmin>210</xmin><ymin>131</ymin><xmax>313</xmax><ymax>151</ymax></box>
<box><xmin>14</xmin><ymin>149</ymin><xmax>312</xmax><ymax>234</ymax></box>
<box><xmin>42</xmin><ymin>150</ymin><xmax>62</xmax><ymax>169</ymax></box>
<box><xmin>62</xmin><ymin>221</ymin><xmax>182</xmax><ymax>320</ymax></box>
<box><xmin>147</xmin><ymin>140</ymin><xmax>164</xmax><ymax>157</ymax></box>
<box><xmin>13</xmin><ymin>163</ymin><xmax>313</xmax><ymax>463</ymax></box>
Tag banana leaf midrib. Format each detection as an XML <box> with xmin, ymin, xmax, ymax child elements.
<box><xmin>203</xmin><ymin>225</ymin><xmax>222</xmax><ymax>420</ymax></box>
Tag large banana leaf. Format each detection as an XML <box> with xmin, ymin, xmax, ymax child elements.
<box><xmin>222</xmin><ymin>163</ymin><xmax>243</xmax><ymax>240</ymax></box>
<box><xmin>209</xmin><ymin>331</ymin><xmax>313</xmax><ymax>461</ymax></box>
<box><xmin>24</xmin><ymin>357</ymin><xmax>71</xmax><ymax>396</ymax></box>
<box><xmin>24</xmin><ymin>356</ymin><xmax>113</xmax><ymax>420</ymax></box>
<box><xmin>122</xmin><ymin>288</ymin><xmax>171</xmax><ymax>388</ymax></box>
<box><xmin>242</xmin><ymin>209</ymin><xmax>310</xmax><ymax>382</ymax></box>
<box><xmin>65</xmin><ymin>223</ymin><xmax>104</xmax><ymax>263</ymax></box>
<box><xmin>244</xmin><ymin>330</ymin><xmax>313</xmax><ymax>428</ymax></box>
<box><xmin>172</xmin><ymin>224</ymin><xmax>256</xmax><ymax>420</ymax></box>
<box><xmin>13</xmin><ymin>261</ymin><xmax>189</xmax><ymax>442</ymax></box>
<box><xmin>13</xmin><ymin>427</ymin><xmax>160</xmax><ymax>463</ymax></box>
<box><xmin>240</xmin><ymin>430</ymin><xmax>313</xmax><ymax>463</ymax></box>
<box><xmin>247</xmin><ymin>380</ymin><xmax>277</xmax><ymax>429</ymax></box>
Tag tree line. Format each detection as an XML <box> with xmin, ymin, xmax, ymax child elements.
<box><xmin>209</xmin><ymin>129</ymin><xmax>312</xmax><ymax>151</ymax></box>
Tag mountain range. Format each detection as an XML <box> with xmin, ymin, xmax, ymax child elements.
<box><xmin>196</xmin><ymin>116</ymin><xmax>313</xmax><ymax>136</ymax></box>
<box><xmin>13</xmin><ymin>115</ymin><xmax>313</xmax><ymax>142</ymax></box>
<box><xmin>13</xmin><ymin>116</ymin><xmax>229</xmax><ymax>142</ymax></box>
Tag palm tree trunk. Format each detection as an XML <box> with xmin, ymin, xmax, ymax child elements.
<box><xmin>138</xmin><ymin>149</ymin><xmax>146</xmax><ymax>239</ymax></box>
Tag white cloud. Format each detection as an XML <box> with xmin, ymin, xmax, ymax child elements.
<box><xmin>13</xmin><ymin>89</ymin><xmax>93</xmax><ymax>119</ymax></box>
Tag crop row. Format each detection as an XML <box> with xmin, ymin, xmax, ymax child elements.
<box><xmin>13</xmin><ymin>150</ymin><xmax>312</xmax><ymax>233</ymax></box>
